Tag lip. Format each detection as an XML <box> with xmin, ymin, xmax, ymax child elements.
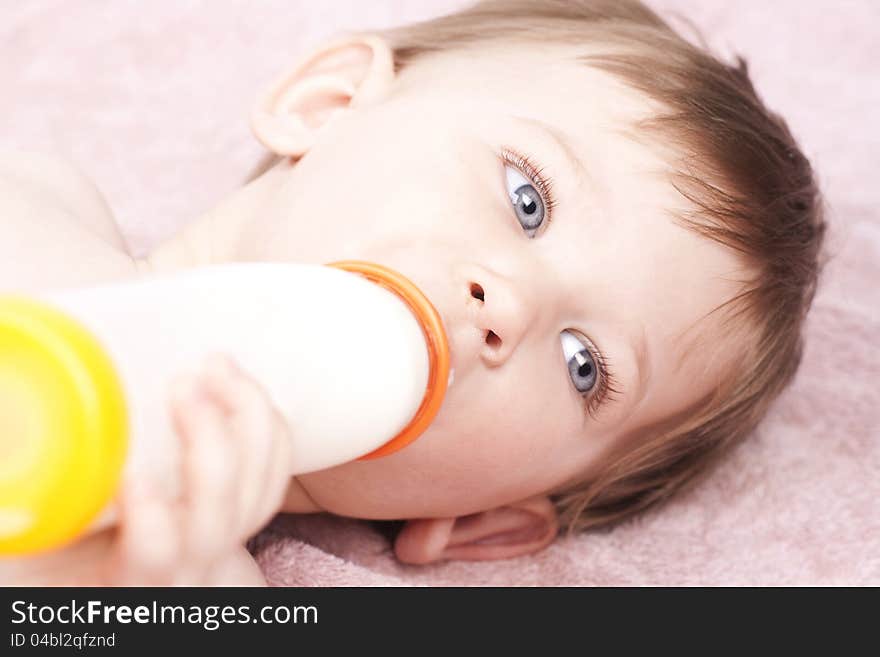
<box><xmin>323</xmin><ymin>260</ymin><xmax>452</xmax><ymax>459</ymax></box>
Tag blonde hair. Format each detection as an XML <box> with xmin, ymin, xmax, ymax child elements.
<box><xmin>250</xmin><ymin>0</ymin><xmax>828</xmax><ymax>535</ymax></box>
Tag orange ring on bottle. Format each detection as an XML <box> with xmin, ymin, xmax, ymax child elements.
<box><xmin>325</xmin><ymin>261</ymin><xmax>450</xmax><ymax>460</ymax></box>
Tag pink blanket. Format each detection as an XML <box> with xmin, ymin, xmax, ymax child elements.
<box><xmin>3</xmin><ymin>0</ymin><xmax>877</xmax><ymax>585</ymax></box>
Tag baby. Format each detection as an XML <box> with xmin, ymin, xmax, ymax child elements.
<box><xmin>2</xmin><ymin>0</ymin><xmax>826</xmax><ymax>585</ymax></box>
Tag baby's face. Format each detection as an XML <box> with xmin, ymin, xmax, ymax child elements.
<box><xmin>240</xmin><ymin>43</ymin><xmax>747</xmax><ymax>520</ymax></box>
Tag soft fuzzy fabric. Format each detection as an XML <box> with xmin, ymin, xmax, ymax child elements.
<box><xmin>2</xmin><ymin>0</ymin><xmax>877</xmax><ymax>585</ymax></box>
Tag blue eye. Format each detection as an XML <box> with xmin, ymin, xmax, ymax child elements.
<box><xmin>560</xmin><ymin>330</ymin><xmax>598</xmax><ymax>394</ymax></box>
<box><xmin>504</xmin><ymin>165</ymin><xmax>545</xmax><ymax>237</ymax></box>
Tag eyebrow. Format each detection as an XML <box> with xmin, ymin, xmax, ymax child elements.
<box><xmin>512</xmin><ymin>114</ymin><xmax>652</xmax><ymax>411</ymax></box>
<box><xmin>590</xmin><ymin>305</ymin><xmax>652</xmax><ymax>418</ymax></box>
<box><xmin>631</xmin><ymin>323</ymin><xmax>652</xmax><ymax>405</ymax></box>
<box><xmin>510</xmin><ymin>114</ymin><xmax>596</xmax><ymax>193</ymax></box>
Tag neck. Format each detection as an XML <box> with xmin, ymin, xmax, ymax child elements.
<box><xmin>137</xmin><ymin>160</ymin><xmax>323</xmax><ymax>515</ymax></box>
<box><xmin>141</xmin><ymin>161</ymin><xmax>288</xmax><ymax>273</ymax></box>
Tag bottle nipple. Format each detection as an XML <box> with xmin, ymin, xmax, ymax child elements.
<box><xmin>325</xmin><ymin>261</ymin><xmax>451</xmax><ymax>460</ymax></box>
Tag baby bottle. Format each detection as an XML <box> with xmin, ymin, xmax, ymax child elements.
<box><xmin>0</xmin><ymin>261</ymin><xmax>451</xmax><ymax>556</ymax></box>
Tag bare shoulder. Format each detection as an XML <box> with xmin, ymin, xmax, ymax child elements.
<box><xmin>0</xmin><ymin>149</ymin><xmax>129</xmax><ymax>253</ymax></box>
<box><xmin>0</xmin><ymin>150</ymin><xmax>140</xmax><ymax>293</ymax></box>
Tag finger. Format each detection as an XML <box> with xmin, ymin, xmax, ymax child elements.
<box><xmin>248</xmin><ymin>419</ymin><xmax>295</xmax><ymax>534</ymax></box>
<box><xmin>233</xmin><ymin>407</ymin><xmax>293</xmax><ymax>539</ymax></box>
<box><xmin>170</xmin><ymin>372</ymin><xmax>240</xmax><ymax>566</ymax></box>
<box><xmin>200</xmin><ymin>355</ymin><xmax>285</xmax><ymax>535</ymax></box>
<box><xmin>112</xmin><ymin>477</ymin><xmax>180</xmax><ymax>586</ymax></box>
<box><xmin>201</xmin><ymin>354</ymin><xmax>275</xmax><ymax>441</ymax></box>
<box><xmin>231</xmin><ymin>375</ymin><xmax>293</xmax><ymax>537</ymax></box>
<box><xmin>198</xmin><ymin>354</ymin><xmax>253</xmax><ymax>432</ymax></box>
<box><xmin>197</xmin><ymin>354</ymin><xmax>240</xmax><ymax>416</ymax></box>
<box><xmin>206</xmin><ymin>546</ymin><xmax>267</xmax><ymax>586</ymax></box>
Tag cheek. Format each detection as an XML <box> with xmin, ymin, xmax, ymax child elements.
<box><xmin>300</xmin><ymin>108</ymin><xmax>494</xmax><ymax>224</ymax></box>
<box><xmin>418</xmin><ymin>356</ymin><xmax>573</xmax><ymax>469</ymax></box>
<box><xmin>299</xmin><ymin>359</ymin><xmax>578</xmax><ymax>518</ymax></box>
<box><xmin>250</xmin><ymin>97</ymin><xmax>512</xmax><ymax>268</ymax></box>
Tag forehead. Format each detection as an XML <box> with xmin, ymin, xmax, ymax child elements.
<box><xmin>397</xmin><ymin>42</ymin><xmax>751</xmax><ymax>415</ymax></box>
<box><xmin>397</xmin><ymin>40</ymin><xmax>662</xmax><ymax>138</ymax></box>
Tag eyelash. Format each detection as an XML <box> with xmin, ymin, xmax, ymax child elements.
<box><xmin>501</xmin><ymin>147</ymin><xmax>558</xmax><ymax>225</ymax></box>
<box><xmin>500</xmin><ymin>146</ymin><xmax>621</xmax><ymax>419</ymax></box>
<box><xmin>576</xmin><ymin>334</ymin><xmax>622</xmax><ymax>420</ymax></box>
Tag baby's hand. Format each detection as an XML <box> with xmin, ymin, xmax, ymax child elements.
<box><xmin>111</xmin><ymin>354</ymin><xmax>294</xmax><ymax>585</ymax></box>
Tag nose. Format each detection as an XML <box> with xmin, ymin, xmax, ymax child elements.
<box><xmin>463</xmin><ymin>265</ymin><xmax>537</xmax><ymax>367</ymax></box>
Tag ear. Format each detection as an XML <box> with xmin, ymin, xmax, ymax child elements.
<box><xmin>393</xmin><ymin>495</ymin><xmax>559</xmax><ymax>564</ymax></box>
<box><xmin>250</xmin><ymin>34</ymin><xmax>395</xmax><ymax>158</ymax></box>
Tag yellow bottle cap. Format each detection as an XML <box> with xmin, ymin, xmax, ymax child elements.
<box><xmin>0</xmin><ymin>296</ymin><xmax>127</xmax><ymax>556</ymax></box>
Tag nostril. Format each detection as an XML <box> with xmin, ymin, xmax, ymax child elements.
<box><xmin>485</xmin><ymin>330</ymin><xmax>501</xmax><ymax>349</ymax></box>
<box><xmin>470</xmin><ymin>283</ymin><xmax>484</xmax><ymax>301</ymax></box>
